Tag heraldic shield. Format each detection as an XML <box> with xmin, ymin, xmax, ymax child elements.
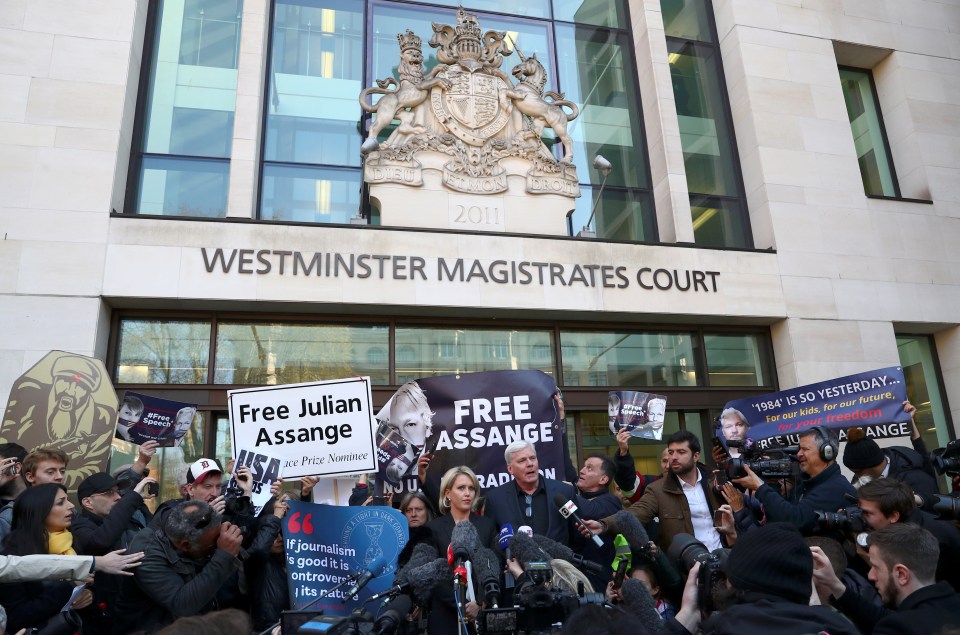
<box><xmin>431</xmin><ymin>68</ymin><xmax>511</xmax><ymax>146</ymax></box>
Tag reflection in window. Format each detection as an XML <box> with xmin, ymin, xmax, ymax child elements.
<box><xmin>214</xmin><ymin>322</ymin><xmax>389</xmax><ymax>384</ymax></box>
<box><xmin>115</xmin><ymin>320</ymin><xmax>212</xmax><ymax>384</ymax></box>
<box><xmin>561</xmin><ymin>331</ymin><xmax>698</xmax><ymax>387</ymax></box>
<box><xmin>839</xmin><ymin>68</ymin><xmax>899</xmax><ymax>197</ymax></box>
<box><xmin>661</xmin><ymin>0</ymin><xmax>750</xmax><ymax>248</ymax></box>
<box><xmin>261</xmin><ymin>165</ymin><xmax>361</xmax><ymax>223</ymax></box>
<box><xmin>567</xmin><ymin>186</ymin><xmax>655</xmax><ymax>242</ymax></box>
<box><xmin>704</xmin><ymin>334</ymin><xmax>769</xmax><ymax>386</ymax></box>
<box><xmin>552</xmin><ymin>0</ymin><xmax>623</xmax><ymax>27</ymax></box>
<box><xmin>395</xmin><ymin>328</ymin><xmax>554</xmax><ymax>383</ymax></box>
<box><xmin>898</xmin><ymin>336</ymin><xmax>951</xmax><ymax>453</ymax></box>
<box><xmin>261</xmin><ymin>0</ymin><xmax>364</xmax><ymax>221</ymax></box>
<box><xmin>131</xmin><ymin>0</ymin><xmax>239</xmax><ymax>217</ymax></box>
<box><xmin>690</xmin><ymin>195</ymin><xmax>748</xmax><ymax>249</ymax></box>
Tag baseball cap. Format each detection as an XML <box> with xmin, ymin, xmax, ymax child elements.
<box><xmin>78</xmin><ymin>473</ymin><xmax>118</xmax><ymax>501</ymax></box>
<box><xmin>187</xmin><ymin>458</ymin><xmax>222</xmax><ymax>484</ymax></box>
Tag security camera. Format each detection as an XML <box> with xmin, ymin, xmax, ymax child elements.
<box><xmin>592</xmin><ymin>154</ymin><xmax>612</xmax><ymax>176</ymax></box>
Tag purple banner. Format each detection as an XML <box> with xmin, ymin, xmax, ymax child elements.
<box><xmin>116</xmin><ymin>391</ymin><xmax>197</xmax><ymax>447</ymax></box>
<box><xmin>720</xmin><ymin>366</ymin><xmax>910</xmax><ymax>450</ymax></box>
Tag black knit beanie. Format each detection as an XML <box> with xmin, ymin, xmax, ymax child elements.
<box><xmin>726</xmin><ymin>522</ymin><xmax>813</xmax><ymax>604</ymax></box>
<box><xmin>842</xmin><ymin>428</ymin><xmax>884</xmax><ymax>470</ymax></box>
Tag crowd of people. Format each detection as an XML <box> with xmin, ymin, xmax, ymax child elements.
<box><xmin>0</xmin><ymin>397</ymin><xmax>959</xmax><ymax>635</ymax></box>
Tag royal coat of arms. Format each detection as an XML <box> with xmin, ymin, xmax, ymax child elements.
<box><xmin>358</xmin><ymin>7</ymin><xmax>580</xmax><ymax>197</ymax></box>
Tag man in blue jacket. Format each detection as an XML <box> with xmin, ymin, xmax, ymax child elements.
<box><xmin>485</xmin><ymin>440</ymin><xmax>576</xmax><ymax>543</ymax></box>
<box><xmin>733</xmin><ymin>426</ymin><xmax>855</xmax><ymax>539</ymax></box>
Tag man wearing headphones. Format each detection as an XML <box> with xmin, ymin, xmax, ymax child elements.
<box><xmin>733</xmin><ymin>426</ymin><xmax>856</xmax><ymax>539</ymax></box>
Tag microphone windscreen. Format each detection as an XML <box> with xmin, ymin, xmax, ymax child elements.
<box><xmin>451</xmin><ymin>520</ymin><xmax>480</xmax><ymax>559</ymax></box>
<box><xmin>498</xmin><ymin>524</ymin><xmax>514</xmax><ymax>550</ymax></box>
<box><xmin>553</xmin><ymin>493</ymin><xmax>569</xmax><ymax>509</ymax></box>
<box><xmin>614</xmin><ymin>510</ymin><xmax>650</xmax><ymax>553</ymax></box>
<box><xmin>395</xmin><ymin>543</ymin><xmax>440</xmax><ymax>586</ymax></box>
<box><xmin>618</xmin><ymin>578</ymin><xmax>662</xmax><ymax>627</ymax></box>
<box><xmin>532</xmin><ymin>534</ymin><xmax>575</xmax><ymax>561</ymax></box>
<box><xmin>517</xmin><ymin>525</ymin><xmax>533</xmax><ymax>537</ymax></box>
<box><xmin>473</xmin><ymin>546</ymin><xmax>501</xmax><ymax>586</ymax></box>
<box><xmin>379</xmin><ymin>594</ymin><xmax>413</xmax><ymax>623</ymax></box>
<box><xmin>509</xmin><ymin>533</ymin><xmax>541</xmax><ymax>565</ymax></box>
<box><xmin>408</xmin><ymin>558</ymin><xmax>450</xmax><ymax>603</ymax></box>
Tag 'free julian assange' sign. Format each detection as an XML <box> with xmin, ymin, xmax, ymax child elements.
<box><xmin>228</xmin><ymin>377</ymin><xmax>377</xmax><ymax>479</ymax></box>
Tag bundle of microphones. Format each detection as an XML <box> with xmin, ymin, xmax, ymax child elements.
<box><xmin>365</xmin><ymin>500</ymin><xmax>667</xmax><ymax>635</ymax></box>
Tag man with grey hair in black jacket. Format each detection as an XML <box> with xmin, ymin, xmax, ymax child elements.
<box><xmin>110</xmin><ymin>500</ymin><xmax>245</xmax><ymax>634</ymax></box>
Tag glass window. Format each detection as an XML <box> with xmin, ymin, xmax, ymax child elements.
<box><xmin>567</xmin><ymin>186</ymin><xmax>655</xmax><ymax>241</ymax></box>
<box><xmin>261</xmin><ymin>165</ymin><xmax>361</xmax><ymax>223</ymax></box>
<box><xmin>553</xmin><ymin>0</ymin><xmax>623</xmax><ymax>28</ymax></box>
<box><xmin>137</xmin><ymin>156</ymin><xmax>230</xmax><ymax>217</ymax></box>
<box><xmin>898</xmin><ymin>336</ymin><xmax>952</xmax><ymax>452</ymax></box>
<box><xmin>667</xmin><ymin>40</ymin><xmax>738</xmax><ymax>198</ymax></box>
<box><xmin>132</xmin><ymin>0</ymin><xmax>239</xmax><ymax>216</ymax></box>
<box><xmin>264</xmin><ymin>0</ymin><xmax>364</xmax><ymax>168</ymax></box>
<box><xmin>690</xmin><ymin>195</ymin><xmax>749</xmax><ymax>249</ymax></box>
<box><xmin>839</xmin><ymin>68</ymin><xmax>899</xmax><ymax>197</ymax></box>
<box><xmin>560</xmin><ymin>331</ymin><xmax>698</xmax><ymax>387</ymax></box>
<box><xmin>704</xmin><ymin>333</ymin><xmax>770</xmax><ymax>386</ymax></box>
<box><xmin>214</xmin><ymin>322</ymin><xmax>389</xmax><ymax>384</ymax></box>
<box><xmin>554</xmin><ymin>24</ymin><xmax>649</xmax><ymax>190</ymax></box>
<box><xmin>576</xmin><ymin>410</ymin><xmax>681</xmax><ymax>475</ymax></box>
<box><xmin>660</xmin><ymin>0</ymin><xmax>712</xmax><ymax>42</ymax></box>
<box><xmin>394</xmin><ymin>327</ymin><xmax>554</xmax><ymax>383</ymax></box>
<box><xmin>115</xmin><ymin>319</ymin><xmax>212</xmax><ymax>384</ymax></box>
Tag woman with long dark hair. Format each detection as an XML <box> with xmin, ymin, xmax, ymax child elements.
<box><xmin>0</xmin><ymin>483</ymin><xmax>92</xmax><ymax>632</ymax></box>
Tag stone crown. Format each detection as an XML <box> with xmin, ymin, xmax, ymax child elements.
<box><xmin>398</xmin><ymin>29</ymin><xmax>421</xmax><ymax>52</ymax></box>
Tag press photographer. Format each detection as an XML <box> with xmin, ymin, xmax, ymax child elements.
<box><xmin>732</xmin><ymin>427</ymin><xmax>855</xmax><ymax>539</ymax></box>
<box><xmin>669</xmin><ymin>522</ymin><xmax>859</xmax><ymax>635</ymax></box>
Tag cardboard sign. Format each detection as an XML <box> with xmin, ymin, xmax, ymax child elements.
<box><xmin>607</xmin><ymin>390</ymin><xmax>668</xmax><ymax>440</ymax></box>
<box><xmin>228</xmin><ymin>377</ymin><xmax>377</xmax><ymax>479</ymax></box>
<box><xmin>1</xmin><ymin>350</ymin><xmax>118</xmax><ymax>491</ymax></box>
<box><xmin>116</xmin><ymin>391</ymin><xmax>197</xmax><ymax>447</ymax></box>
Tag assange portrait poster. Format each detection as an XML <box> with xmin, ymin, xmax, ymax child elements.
<box><xmin>375</xmin><ymin>369</ymin><xmax>564</xmax><ymax>492</ymax></box>
<box><xmin>607</xmin><ymin>390</ymin><xmax>668</xmax><ymax>440</ymax></box>
<box><xmin>1</xmin><ymin>350</ymin><xmax>118</xmax><ymax>491</ymax></box>
<box><xmin>228</xmin><ymin>377</ymin><xmax>377</xmax><ymax>479</ymax></box>
<box><xmin>282</xmin><ymin>500</ymin><xmax>407</xmax><ymax>615</ymax></box>
<box><xmin>721</xmin><ymin>366</ymin><xmax>911</xmax><ymax>450</ymax></box>
<box><xmin>115</xmin><ymin>391</ymin><xmax>198</xmax><ymax>447</ymax></box>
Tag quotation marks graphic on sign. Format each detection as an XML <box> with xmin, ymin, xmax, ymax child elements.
<box><xmin>288</xmin><ymin>512</ymin><xmax>315</xmax><ymax>535</ymax></box>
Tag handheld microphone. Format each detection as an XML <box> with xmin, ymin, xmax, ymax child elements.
<box><xmin>342</xmin><ymin>556</ymin><xmax>386</xmax><ymax>601</ymax></box>
<box><xmin>498</xmin><ymin>524</ymin><xmax>515</xmax><ymax>588</ymax></box>
<box><xmin>517</xmin><ymin>525</ymin><xmax>533</xmax><ymax>537</ymax></box>
<box><xmin>554</xmin><ymin>494</ymin><xmax>603</xmax><ymax>547</ymax></box>
<box><xmin>371</xmin><ymin>594</ymin><xmax>412</xmax><ymax>635</ymax></box>
<box><xmin>612</xmin><ymin>534</ymin><xmax>632</xmax><ymax>590</ymax></box>
<box><xmin>408</xmin><ymin>558</ymin><xmax>450</xmax><ymax>603</ymax></box>
<box><xmin>366</xmin><ymin>582</ymin><xmax>411</xmax><ymax>603</ymax></box>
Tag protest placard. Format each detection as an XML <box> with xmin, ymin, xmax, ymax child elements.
<box><xmin>226</xmin><ymin>448</ymin><xmax>283</xmax><ymax>515</ymax></box>
<box><xmin>720</xmin><ymin>366</ymin><xmax>911</xmax><ymax>450</ymax></box>
<box><xmin>228</xmin><ymin>377</ymin><xmax>377</xmax><ymax>479</ymax></box>
<box><xmin>1</xmin><ymin>350</ymin><xmax>118</xmax><ymax>490</ymax></box>
<box><xmin>116</xmin><ymin>391</ymin><xmax>197</xmax><ymax>447</ymax></box>
<box><xmin>607</xmin><ymin>390</ymin><xmax>668</xmax><ymax>440</ymax></box>
<box><xmin>374</xmin><ymin>369</ymin><xmax>564</xmax><ymax>493</ymax></box>
<box><xmin>281</xmin><ymin>500</ymin><xmax>408</xmax><ymax>615</ymax></box>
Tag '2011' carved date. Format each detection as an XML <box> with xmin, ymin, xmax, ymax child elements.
<box><xmin>454</xmin><ymin>205</ymin><xmax>500</xmax><ymax>225</ymax></box>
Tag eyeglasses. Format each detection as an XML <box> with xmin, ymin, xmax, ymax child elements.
<box><xmin>193</xmin><ymin>511</ymin><xmax>213</xmax><ymax>530</ymax></box>
<box><xmin>524</xmin><ymin>494</ymin><xmax>533</xmax><ymax>518</ymax></box>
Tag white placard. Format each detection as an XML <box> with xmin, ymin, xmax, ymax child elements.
<box><xmin>228</xmin><ymin>377</ymin><xmax>377</xmax><ymax>479</ymax></box>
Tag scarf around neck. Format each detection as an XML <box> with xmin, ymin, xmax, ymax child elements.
<box><xmin>48</xmin><ymin>529</ymin><xmax>76</xmax><ymax>555</ymax></box>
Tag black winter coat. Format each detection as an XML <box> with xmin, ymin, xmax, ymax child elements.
<box><xmin>885</xmin><ymin>446</ymin><xmax>940</xmax><ymax>500</ymax></box>
<box><xmin>754</xmin><ymin>463</ymin><xmax>856</xmax><ymax>538</ymax></box>
<box><xmin>699</xmin><ymin>594</ymin><xmax>860</xmax><ymax>635</ymax></box>
<box><xmin>110</xmin><ymin>527</ymin><xmax>244</xmax><ymax>634</ymax></box>
<box><xmin>485</xmin><ymin>477</ymin><xmax>576</xmax><ymax>544</ymax></box>
<box><xmin>836</xmin><ymin>580</ymin><xmax>960</xmax><ymax>634</ymax></box>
